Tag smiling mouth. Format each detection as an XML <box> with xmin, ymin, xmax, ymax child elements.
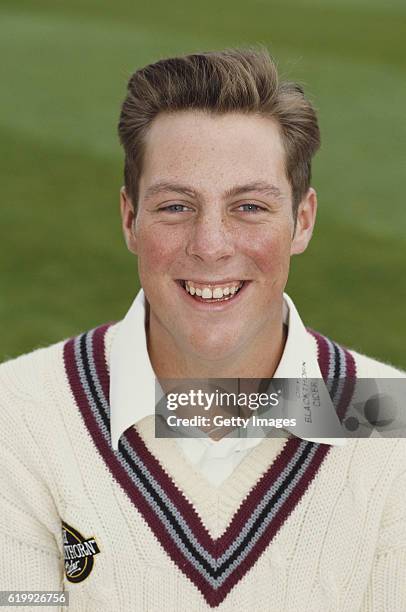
<box><xmin>178</xmin><ymin>279</ymin><xmax>246</xmax><ymax>302</ymax></box>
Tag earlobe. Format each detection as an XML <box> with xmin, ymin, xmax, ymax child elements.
<box><xmin>120</xmin><ymin>186</ymin><xmax>138</xmax><ymax>255</ymax></box>
<box><xmin>290</xmin><ymin>188</ymin><xmax>318</xmax><ymax>256</ymax></box>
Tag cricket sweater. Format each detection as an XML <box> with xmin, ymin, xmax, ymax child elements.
<box><xmin>0</xmin><ymin>321</ymin><xmax>405</xmax><ymax>612</ymax></box>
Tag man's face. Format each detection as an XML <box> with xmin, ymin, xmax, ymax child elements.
<box><xmin>121</xmin><ymin>111</ymin><xmax>316</xmax><ymax>361</ymax></box>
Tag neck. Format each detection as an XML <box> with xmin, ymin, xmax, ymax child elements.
<box><xmin>147</xmin><ymin>311</ymin><xmax>287</xmax><ymax>380</ymax></box>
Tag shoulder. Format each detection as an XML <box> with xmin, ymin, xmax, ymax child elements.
<box><xmin>0</xmin><ymin>340</ymin><xmax>70</xmax><ymax>455</ymax></box>
<box><xmin>0</xmin><ymin>339</ymin><xmax>65</xmax><ymax>406</ymax></box>
<box><xmin>0</xmin><ymin>321</ymin><xmax>119</xmax><ymax>424</ymax></box>
<box><xmin>346</xmin><ymin>347</ymin><xmax>406</xmax><ymax>378</ymax></box>
<box><xmin>307</xmin><ymin>329</ymin><xmax>405</xmax><ymax>378</ymax></box>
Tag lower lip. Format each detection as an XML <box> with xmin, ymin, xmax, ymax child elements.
<box><xmin>175</xmin><ymin>280</ymin><xmax>251</xmax><ymax>311</ymax></box>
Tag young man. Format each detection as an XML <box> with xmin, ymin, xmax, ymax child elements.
<box><xmin>0</xmin><ymin>48</ymin><xmax>405</xmax><ymax>611</ymax></box>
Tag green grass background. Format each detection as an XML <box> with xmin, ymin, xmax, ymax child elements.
<box><xmin>1</xmin><ymin>0</ymin><xmax>405</xmax><ymax>368</ymax></box>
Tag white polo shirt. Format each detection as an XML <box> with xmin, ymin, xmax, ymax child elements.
<box><xmin>109</xmin><ymin>290</ymin><xmax>346</xmax><ymax>486</ymax></box>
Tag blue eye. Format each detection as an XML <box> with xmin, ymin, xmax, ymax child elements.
<box><xmin>238</xmin><ymin>203</ymin><xmax>264</xmax><ymax>212</ymax></box>
<box><xmin>160</xmin><ymin>204</ymin><xmax>190</xmax><ymax>213</ymax></box>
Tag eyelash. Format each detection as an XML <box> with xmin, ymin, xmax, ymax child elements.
<box><xmin>159</xmin><ymin>203</ymin><xmax>266</xmax><ymax>213</ymax></box>
<box><xmin>237</xmin><ymin>203</ymin><xmax>265</xmax><ymax>213</ymax></box>
<box><xmin>159</xmin><ymin>204</ymin><xmax>192</xmax><ymax>213</ymax></box>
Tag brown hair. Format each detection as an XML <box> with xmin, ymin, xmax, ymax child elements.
<box><xmin>118</xmin><ymin>46</ymin><xmax>320</xmax><ymax>216</ymax></box>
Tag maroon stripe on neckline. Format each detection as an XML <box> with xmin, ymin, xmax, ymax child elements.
<box><xmin>307</xmin><ymin>328</ymin><xmax>331</xmax><ymax>379</ymax></box>
<box><xmin>307</xmin><ymin>327</ymin><xmax>357</xmax><ymax>422</ymax></box>
<box><xmin>336</xmin><ymin>346</ymin><xmax>356</xmax><ymax>421</ymax></box>
<box><xmin>125</xmin><ymin>425</ymin><xmax>213</xmax><ymax>547</ymax></box>
<box><xmin>206</xmin><ymin>442</ymin><xmax>331</xmax><ymax>607</ymax></box>
<box><xmin>217</xmin><ymin>435</ymin><xmax>302</xmax><ymax>550</ymax></box>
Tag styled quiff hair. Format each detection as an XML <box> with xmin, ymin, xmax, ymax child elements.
<box><xmin>118</xmin><ymin>46</ymin><xmax>320</xmax><ymax>216</ymax></box>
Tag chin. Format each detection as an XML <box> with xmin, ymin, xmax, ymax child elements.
<box><xmin>187</xmin><ymin>329</ymin><xmax>239</xmax><ymax>362</ymax></box>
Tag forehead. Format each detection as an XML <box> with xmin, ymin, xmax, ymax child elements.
<box><xmin>139</xmin><ymin>110</ymin><xmax>290</xmax><ymax>196</ymax></box>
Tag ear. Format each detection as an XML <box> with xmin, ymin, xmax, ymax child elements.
<box><xmin>290</xmin><ymin>187</ymin><xmax>318</xmax><ymax>255</ymax></box>
<box><xmin>120</xmin><ymin>186</ymin><xmax>138</xmax><ymax>255</ymax></box>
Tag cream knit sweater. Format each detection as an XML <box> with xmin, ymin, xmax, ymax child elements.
<box><xmin>0</xmin><ymin>321</ymin><xmax>405</xmax><ymax>612</ymax></box>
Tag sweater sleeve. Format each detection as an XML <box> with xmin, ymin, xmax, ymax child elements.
<box><xmin>0</xmin><ymin>358</ymin><xmax>64</xmax><ymax>597</ymax></box>
<box><xmin>359</xmin><ymin>469</ymin><xmax>406</xmax><ymax>611</ymax></box>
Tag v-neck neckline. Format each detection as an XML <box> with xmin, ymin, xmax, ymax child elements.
<box><xmin>63</xmin><ymin>322</ymin><xmax>356</xmax><ymax>608</ymax></box>
<box><xmin>136</xmin><ymin>414</ymin><xmax>290</xmax><ymax>538</ymax></box>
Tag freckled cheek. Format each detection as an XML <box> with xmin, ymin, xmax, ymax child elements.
<box><xmin>136</xmin><ymin>226</ymin><xmax>186</xmax><ymax>271</ymax></box>
<box><xmin>237</xmin><ymin>232</ymin><xmax>291</xmax><ymax>274</ymax></box>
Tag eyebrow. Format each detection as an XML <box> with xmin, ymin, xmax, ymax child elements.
<box><xmin>143</xmin><ymin>180</ymin><xmax>285</xmax><ymax>202</ymax></box>
<box><xmin>224</xmin><ymin>181</ymin><xmax>284</xmax><ymax>201</ymax></box>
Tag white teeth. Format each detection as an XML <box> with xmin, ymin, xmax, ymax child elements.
<box><xmin>184</xmin><ymin>281</ymin><xmax>244</xmax><ymax>300</ymax></box>
<box><xmin>202</xmin><ymin>288</ymin><xmax>212</xmax><ymax>299</ymax></box>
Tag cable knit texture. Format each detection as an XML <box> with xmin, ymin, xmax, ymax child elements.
<box><xmin>0</xmin><ymin>321</ymin><xmax>405</xmax><ymax>612</ymax></box>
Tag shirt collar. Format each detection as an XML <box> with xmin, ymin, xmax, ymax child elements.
<box><xmin>109</xmin><ymin>289</ymin><xmax>346</xmax><ymax>450</ymax></box>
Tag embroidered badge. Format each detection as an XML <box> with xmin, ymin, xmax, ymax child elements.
<box><xmin>62</xmin><ymin>521</ymin><xmax>100</xmax><ymax>583</ymax></box>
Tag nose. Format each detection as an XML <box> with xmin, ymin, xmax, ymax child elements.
<box><xmin>185</xmin><ymin>209</ymin><xmax>235</xmax><ymax>263</ymax></box>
